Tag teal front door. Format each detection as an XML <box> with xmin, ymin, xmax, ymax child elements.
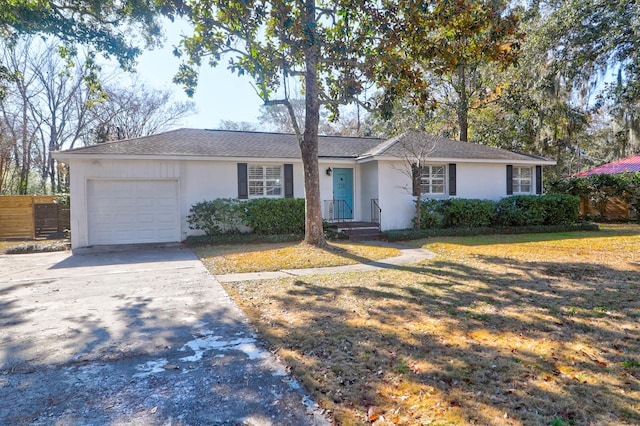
<box><xmin>332</xmin><ymin>168</ymin><xmax>353</xmax><ymax>220</ymax></box>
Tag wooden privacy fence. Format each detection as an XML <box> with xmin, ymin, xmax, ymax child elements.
<box><xmin>0</xmin><ymin>196</ymin><xmax>70</xmax><ymax>239</ymax></box>
<box><xmin>579</xmin><ymin>196</ymin><xmax>633</xmax><ymax>220</ymax></box>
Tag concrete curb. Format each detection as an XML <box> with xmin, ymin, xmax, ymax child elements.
<box><xmin>215</xmin><ymin>244</ymin><xmax>436</xmax><ymax>283</ymax></box>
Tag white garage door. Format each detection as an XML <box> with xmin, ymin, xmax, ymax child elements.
<box><xmin>87</xmin><ymin>180</ymin><xmax>180</xmax><ymax>246</ymax></box>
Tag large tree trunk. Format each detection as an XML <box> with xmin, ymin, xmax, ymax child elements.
<box><xmin>456</xmin><ymin>64</ymin><xmax>469</xmax><ymax>142</ymax></box>
<box><xmin>301</xmin><ymin>0</ymin><xmax>326</xmax><ymax>247</ymax></box>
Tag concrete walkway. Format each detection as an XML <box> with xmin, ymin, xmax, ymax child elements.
<box><xmin>216</xmin><ymin>243</ymin><xmax>436</xmax><ymax>283</ymax></box>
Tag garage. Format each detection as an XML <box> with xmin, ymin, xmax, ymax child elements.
<box><xmin>87</xmin><ymin>179</ymin><xmax>180</xmax><ymax>246</ymax></box>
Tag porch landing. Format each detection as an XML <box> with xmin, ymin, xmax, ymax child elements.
<box><xmin>327</xmin><ymin>221</ymin><xmax>383</xmax><ymax>241</ymax></box>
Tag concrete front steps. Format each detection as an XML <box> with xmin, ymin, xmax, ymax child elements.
<box><xmin>328</xmin><ymin>221</ymin><xmax>383</xmax><ymax>241</ymax></box>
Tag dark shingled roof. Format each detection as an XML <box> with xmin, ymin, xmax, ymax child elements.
<box><xmin>362</xmin><ymin>131</ymin><xmax>551</xmax><ymax>162</ymax></box>
<box><xmin>56</xmin><ymin>128</ymin><xmax>553</xmax><ymax>163</ymax></box>
<box><xmin>58</xmin><ymin>128</ymin><xmax>383</xmax><ymax>159</ymax></box>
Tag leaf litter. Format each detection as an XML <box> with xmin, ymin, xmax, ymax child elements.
<box><xmin>212</xmin><ymin>224</ymin><xmax>640</xmax><ymax>425</ymax></box>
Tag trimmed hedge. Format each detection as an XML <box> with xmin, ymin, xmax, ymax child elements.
<box><xmin>416</xmin><ymin>194</ymin><xmax>579</xmax><ymax>230</ymax></box>
<box><xmin>187</xmin><ymin>198</ymin><xmax>305</xmax><ymax>236</ymax></box>
<box><xmin>441</xmin><ymin>199</ymin><xmax>495</xmax><ymax>228</ymax></box>
<box><xmin>187</xmin><ymin>198</ymin><xmax>244</xmax><ymax>236</ymax></box>
<box><xmin>385</xmin><ymin>222</ymin><xmax>599</xmax><ymax>242</ymax></box>
<box><xmin>416</xmin><ymin>198</ymin><xmax>495</xmax><ymax>229</ymax></box>
<box><xmin>243</xmin><ymin>198</ymin><xmax>305</xmax><ymax>235</ymax></box>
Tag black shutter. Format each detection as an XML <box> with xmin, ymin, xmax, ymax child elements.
<box><xmin>536</xmin><ymin>165</ymin><xmax>542</xmax><ymax>194</ymax></box>
<box><xmin>506</xmin><ymin>165</ymin><xmax>513</xmax><ymax>195</ymax></box>
<box><xmin>238</xmin><ymin>163</ymin><xmax>248</xmax><ymax>199</ymax></box>
<box><xmin>284</xmin><ymin>164</ymin><xmax>293</xmax><ymax>198</ymax></box>
<box><xmin>411</xmin><ymin>163</ymin><xmax>419</xmax><ymax>196</ymax></box>
<box><xmin>448</xmin><ymin>163</ymin><xmax>457</xmax><ymax>196</ymax></box>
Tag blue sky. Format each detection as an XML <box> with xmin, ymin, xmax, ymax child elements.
<box><xmin>132</xmin><ymin>20</ymin><xmax>265</xmax><ymax>129</ymax></box>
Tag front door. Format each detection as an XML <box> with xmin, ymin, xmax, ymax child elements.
<box><xmin>332</xmin><ymin>168</ymin><xmax>353</xmax><ymax>220</ymax></box>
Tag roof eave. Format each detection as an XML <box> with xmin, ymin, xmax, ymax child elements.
<box><xmin>358</xmin><ymin>154</ymin><xmax>557</xmax><ymax>165</ymax></box>
<box><xmin>52</xmin><ymin>152</ymin><xmax>304</xmax><ymax>163</ymax></box>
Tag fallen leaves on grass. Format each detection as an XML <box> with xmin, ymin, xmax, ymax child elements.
<box><xmin>217</xmin><ymin>225</ymin><xmax>640</xmax><ymax>425</ymax></box>
<box><xmin>194</xmin><ymin>241</ymin><xmax>401</xmax><ymax>274</ymax></box>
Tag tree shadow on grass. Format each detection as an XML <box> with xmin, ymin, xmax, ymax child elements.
<box><xmin>239</xmin><ymin>255</ymin><xmax>640</xmax><ymax>425</ymax></box>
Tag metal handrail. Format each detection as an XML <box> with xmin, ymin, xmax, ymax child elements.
<box><xmin>371</xmin><ymin>198</ymin><xmax>381</xmax><ymax>226</ymax></box>
<box><xmin>334</xmin><ymin>199</ymin><xmax>352</xmax><ymax>221</ymax></box>
<box><xmin>324</xmin><ymin>199</ymin><xmax>353</xmax><ymax>222</ymax></box>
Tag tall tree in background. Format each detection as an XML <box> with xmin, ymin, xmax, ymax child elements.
<box><xmin>0</xmin><ymin>37</ymin><xmax>195</xmax><ymax>194</ymax></box>
<box><xmin>88</xmin><ymin>81</ymin><xmax>195</xmax><ymax>143</ymax></box>
<box><xmin>373</xmin><ymin>0</ymin><xmax>522</xmax><ymax>142</ymax></box>
<box><xmin>0</xmin><ymin>38</ymin><xmax>41</xmax><ymax>194</ymax></box>
<box><xmin>534</xmin><ymin>0</ymin><xmax>640</xmax><ymax>158</ymax></box>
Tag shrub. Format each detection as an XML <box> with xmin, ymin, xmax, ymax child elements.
<box><xmin>414</xmin><ymin>199</ymin><xmax>445</xmax><ymax>229</ymax></box>
<box><xmin>242</xmin><ymin>198</ymin><xmax>305</xmax><ymax>235</ymax></box>
<box><xmin>440</xmin><ymin>199</ymin><xmax>495</xmax><ymax>228</ymax></box>
<box><xmin>494</xmin><ymin>196</ymin><xmax>545</xmax><ymax>226</ymax></box>
<box><xmin>187</xmin><ymin>198</ymin><xmax>244</xmax><ymax>236</ymax></box>
<box><xmin>494</xmin><ymin>195</ymin><xmax>579</xmax><ymax>227</ymax></box>
<box><xmin>539</xmin><ymin>194</ymin><xmax>580</xmax><ymax>225</ymax></box>
<box><xmin>416</xmin><ymin>198</ymin><xmax>495</xmax><ymax>229</ymax></box>
<box><xmin>415</xmin><ymin>195</ymin><xmax>580</xmax><ymax>230</ymax></box>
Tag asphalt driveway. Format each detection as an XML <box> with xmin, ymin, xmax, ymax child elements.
<box><xmin>0</xmin><ymin>245</ymin><xmax>329</xmax><ymax>425</ymax></box>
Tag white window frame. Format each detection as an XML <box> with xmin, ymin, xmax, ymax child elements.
<box><xmin>248</xmin><ymin>164</ymin><xmax>283</xmax><ymax>198</ymax></box>
<box><xmin>419</xmin><ymin>164</ymin><xmax>446</xmax><ymax>196</ymax></box>
<box><xmin>512</xmin><ymin>166</ymin><xmax>533</xmax><ymax>194</ymax></box>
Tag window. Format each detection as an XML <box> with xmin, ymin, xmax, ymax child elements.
<box><xmin>248</xmin><ymin>165</ymin><xmax>282</xmax><ymax>197</ymax></box>
<box><xmin>419</xmin><ymin>165</ymin><xmax>446</xmax><ymax>195</ymax></box>
<box><xmin>512</xmin><ymin>167</ymin><xmax>532</xmax><ymax>193</ymax></box>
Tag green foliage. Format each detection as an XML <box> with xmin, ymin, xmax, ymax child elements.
<box><xmin>187</xmin><ymin>199</ymin><xmax>244</xmax><ymax>236</ymax></box>
<box><xmin>538</xmin><ymin>194</ymin><xmax>581</xmax><ymax>225</ymax></box>
<box><xmin>414</xmin><ymin>195</ymin><xmax>579</xmax><ymax>231</ymax></box>
<box><xmin>494</xmin><ymin>195</ymin><xmax>579</xmax><ymax>227</ymax></box>
<box><xmin>242</xmin><ymin>198</ymin><xmax>305</xmax><ymax>235</ymax></box>
<box><xmin>384</xmin><ymin>222</ymin><xmax>599</xmax><ymax>242</ymax></box>
<box><xmin>545</xmin><ymin>177</ymin><xmax>591</xmax><ymax>197</ymax></box>
<box><xmin>494</xmin><ymin>196</ymin><xmax>545</xmax><ymax>226</ymax></box>
<box><xmin>546</xmin><ymin>172</ymin><xmax>640</xmax><ymax>218</ymax></box>
<box><xmin>1</xmin><ymin>0</ymin><xmax>171</xmax><ymax>69</ymax></box>
<box><xmin>186</xmin><ymin>233</ymin><xmax>303</xmax><ymax>246</ymax></box>
<box><xmin>414</xmin><ymin>199</ymin><xmax>444</xmax><ymax>229</ymax></box>
<box><xmin>416</xmin><ymin>198</ymin><xmax>495</xmax><ymax>229</ymax></box>
<box><xmin>187</xmin><ymin>198</ymin><xmax>305</xmax><ymax>237</ymax></box>
<box><xmin>440</xmin><ymin>199</ymin><xmax>495</xmax><ymax>229</ymax></box>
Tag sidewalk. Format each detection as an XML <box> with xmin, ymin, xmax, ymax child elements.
<box><xmin>216</xmin><ymin>243</ymin><xmax>436</xmax><ymax>283</ymax></box>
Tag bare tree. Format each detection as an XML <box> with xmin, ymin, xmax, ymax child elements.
<box><xmin>258</xmin><ymin>98</ymin><xmax>363</xmax><ymax>136</ymax></box>
<box><xmin>217</xmin><ymin>120</ymin><xmax>258</xmax><ymax>132</ymax></box>
<box><xmin>0</xmin><ymin>38</ymin><xmax>43</xmax><ymax>194</ymax></box>
<box><xmin>88</xmin><ymin>81</ymin><xmax>195</xmax><ymax>143</ymax></box>
<box><xmin>30</xmin><ymin>42</ymin><xmax>98</xmax><ymax>193</ymax></box>
<box><xmin>393</xmin><ymin>131</ymin><xmax>438</xmax><ymax>229</ymax></box>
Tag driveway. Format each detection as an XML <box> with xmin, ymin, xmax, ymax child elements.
<box><xmin>0</xmin><ymin>245</ymin><xmax>329</xmax><ymax>425</ymax></box>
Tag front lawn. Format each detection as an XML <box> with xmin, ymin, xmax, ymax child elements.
<box><xmin>214</xmin><ymin>224</ymin><xmax>640</xmax><ymax>425</ymax></box>
<box><xmin>193</xmin><ymin>241</ymin><xmax>401</xmax><ymax>274</ymax></box>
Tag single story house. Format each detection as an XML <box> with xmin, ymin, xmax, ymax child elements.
<box><xmin>53</xmin><ymin>129</ymin><xmax>556</xmax><ymax>249</ymax></box>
